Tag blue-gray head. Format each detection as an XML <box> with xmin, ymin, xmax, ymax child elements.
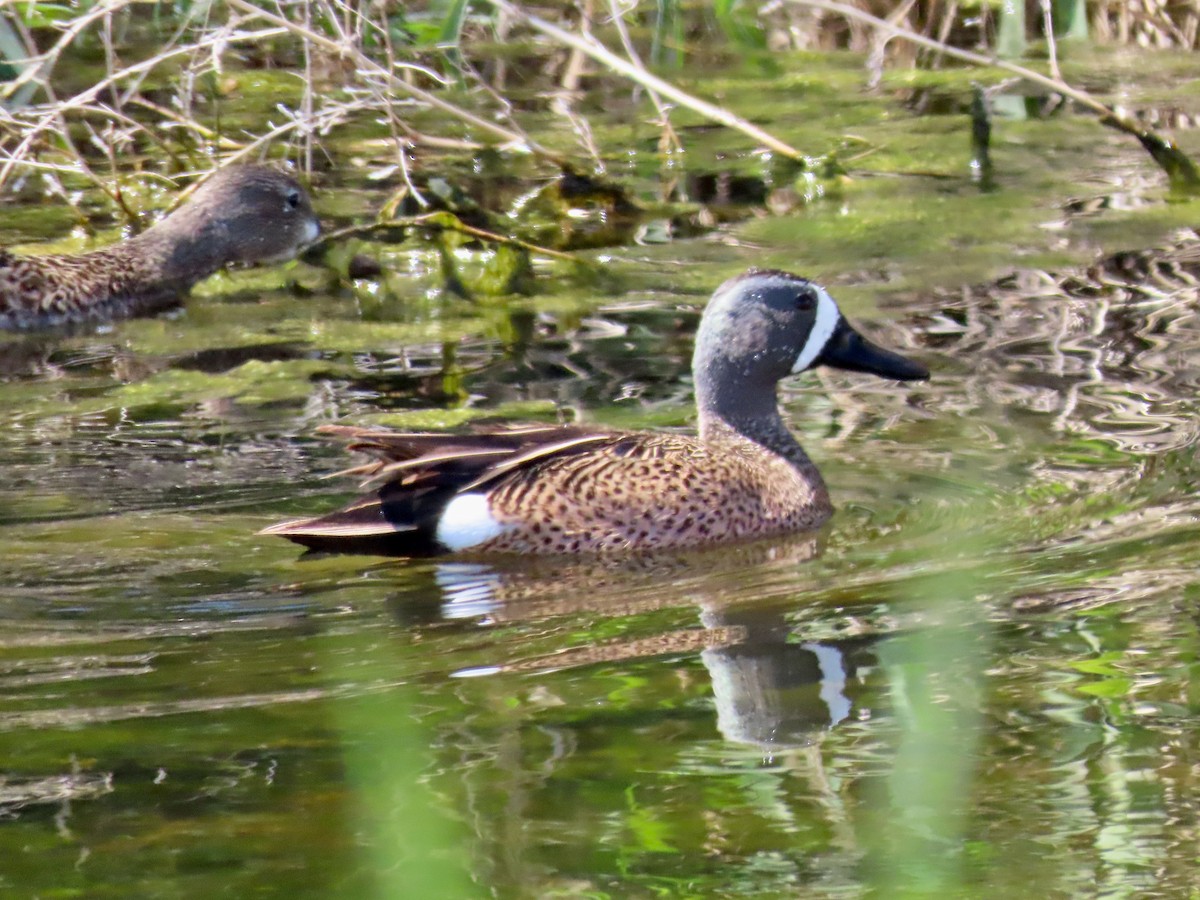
<box><xmin>693</xmin><ymin>269</ymin><xmax>927</xmax><ymax>414</ymax></box>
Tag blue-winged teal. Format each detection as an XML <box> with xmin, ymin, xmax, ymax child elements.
<box><xmin>264</xmin><ymin>269</ymin><xmax>929</xmax><ymax>556</ymax></box>
<box><xmin>0</xmin><ymin>165</ymin><xmax>320</xmax><ymax>330</ymax></box>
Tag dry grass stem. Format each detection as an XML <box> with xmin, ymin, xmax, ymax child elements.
<box><xmin>319</xmin><ymin>214</ymin><xmax>591</xmax><ymax>267</ymax></box>
<box><xmin>223</xmin><ymin>0</ymin><xmax>567</xmax><ymax>166</ymax></box>
<box><xmin>488</xmin><ymin>0</ymin><xmax>808</xmax><ymax>162</ymax></box>
<box><xmin>606</xmin><ymin>0</ymin><xmax>683</xmax><ymax>154</ymax></box>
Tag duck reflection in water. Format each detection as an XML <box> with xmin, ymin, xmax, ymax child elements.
<box><xmin>382</xmin><ymin>534</ymin><xmax>886</xmax><ymax>751</ymax></box>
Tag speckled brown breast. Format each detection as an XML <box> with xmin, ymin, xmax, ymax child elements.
<box><xmin>473</xmin><ymin>432</ymin><xmax>831</xmax><ymax>554</ymax></box>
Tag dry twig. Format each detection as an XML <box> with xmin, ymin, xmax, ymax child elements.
<box><xmin>487</xmin><ymin>0</ymin><xmax>809</xmax><ymax>163</ymax></box>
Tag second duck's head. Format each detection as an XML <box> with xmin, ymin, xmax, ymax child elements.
<box><xmin>150</xmin><ymin>164</ymin><xmax>321</xmax><ymax>271</ymax></box>
<box><xmin>693</xmin><ymin>269</ymin><xmax>928</xmax><ymax>412</ymax></box>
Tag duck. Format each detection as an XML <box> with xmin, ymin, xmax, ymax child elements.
<box><xmin>263</xmin><ymin>268</ymin><xmax>929</xmax><ymax>556</ymax></box>
<box><xmin>0</xmin><ymin>164</ymin><xmax>320</xmax><ymax>330</ymax></box>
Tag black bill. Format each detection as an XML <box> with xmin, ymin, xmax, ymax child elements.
<box><xmin>817</xmin><ymin>318</ymin><xmax>929</xmax><ymax>381</ymax></box>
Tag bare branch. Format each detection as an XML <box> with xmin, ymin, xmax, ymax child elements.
<box><xmin>486</xmin><ymin>0</ymin><xmax>808</xmax><ymax>163</ymax></box>
<box><xmin>223</xmin><ymin>0</ymin><xmax>570</xmax><ymax>166</ymax></box>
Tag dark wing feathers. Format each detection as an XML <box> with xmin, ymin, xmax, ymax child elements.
<box><xmin>262</xmin><ymin>423</ymin><xmax>618</xmax><ymax>555</ymax></box>
<box><xmin>354</xmin><ymin>446</ymin><xmax>517</xmax><ymax>488</ymax></box>
<box><xmin>460</xmin><ymin>434</ymin><xmax>614</xmax><ymax>492</ymax></box>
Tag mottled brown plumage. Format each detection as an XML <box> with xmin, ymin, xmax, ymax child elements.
<box><xmin>0</xmin><ymin>165</ymin><xmax>320</xmax><ymax>330</ymax></box>
<box><xmin>264</xmin><ymin>269</ymin><xmax>929</xmax><ymax>556</ymax></box>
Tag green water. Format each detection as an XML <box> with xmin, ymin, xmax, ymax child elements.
<box><xmin>5</xmin><ymin>47</ymin><xmax>1200</xmax><ymax>898</ymax></box>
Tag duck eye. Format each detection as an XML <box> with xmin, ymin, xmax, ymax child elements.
<box><xmin>285</xmin><ymin>190</ymin><xmax>301</xmax><ymax>210</ymax></box>
<box><xmin>795</xmin><ymin>286</ymin><xmax>817</xmax><ymax>311</ymax></box>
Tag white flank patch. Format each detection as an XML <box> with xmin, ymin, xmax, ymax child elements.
<box><xmin>435</xmin><ymin>562</ymin><xmax>500</xmax><ymax>618</ymax></box>
<box><xmin>435</xmin><ymin>493</ymin><xmax>507</xmax><ymax>552</ymax></box>
<box><xmin>451</xmin><ymin>665</ymin><xmax>503</xmax><ymax>679</ymax></box>
<box><xmin>802</xmin><ymin>642</ymin><xmax>852</xmax><ymax>727</ymax></box>
<box><xmin>791</xmin><ymin>285</ymin><xmax>840</xmax><ymax>373</ymax></box>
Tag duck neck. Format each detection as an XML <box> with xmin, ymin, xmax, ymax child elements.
<box><xmin>695</xmin><ymin>366</ymin><xmax>817</xmax><ymax>473</ymax></box>
<box><xmin>124</xmin><ymin>211</ymin><xmax>230</xmax><ymax>288</ymax></box>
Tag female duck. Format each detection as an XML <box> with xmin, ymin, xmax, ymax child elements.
<box><xmin>264</xmin><ymin>269</ymin><xmax>929</xmax><ymax>555</ymax></box>
<box><xmin>0</xmin><ymin>165</ymin><xmax>320</xmax><ymax>330</ymax></box>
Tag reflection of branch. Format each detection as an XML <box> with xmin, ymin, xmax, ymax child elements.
<box><xmin>315</xmin><ymin>213</ymin><xmax>595</xmax><ymax>267</ymax></box>
<box><xmin>607</xmin><ymin>0</ymin><xmax>682</xmax><ymax>154</ymax></box>
<box><xmin>1040</xmin><ymin>0</ymin><xmax>1062</xmax><ymax>82</ymax></box>
<box><xmin>487</xmin><ymin>0</ymin><xmax>808</xmax><ymax>162</ymax></box>
<box><xmin>791</xmin><ymin>0</ymin><xmax>1200</xmax><ymax>189</ymax></box>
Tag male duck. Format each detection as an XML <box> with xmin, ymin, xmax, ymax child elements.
<box><xmin>0</xmin><ymin>164</ymin><xmax>320</xmax><ymax>330</ymax></box>
<box><xmin>264</xmin><ymin>269</ymin><xmax>929</xmax><ymax>555</ymax></box>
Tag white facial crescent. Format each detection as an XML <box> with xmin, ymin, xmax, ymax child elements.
<box><xmin>791</xmin><ymin>285</ymin><xmax>840</xmax><ymax>373</ymax></box>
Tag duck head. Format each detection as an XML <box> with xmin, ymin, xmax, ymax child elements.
<box><xmin>154</xmin><ymin>165</ymin><xmax>321</xmax><ymax>273</ymax></box>
<box><xmin>693</xmin><ymin>268</ymin><xmax>927</xmax><ymax>417</ymax></box>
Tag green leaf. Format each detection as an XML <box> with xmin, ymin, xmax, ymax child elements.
<box><xmin>713</xmin><ymin>0</ymin><xmax>767</xmax><ymax>52</ymax></box>
<box><xmin>12</xmin><ymin>3</ymin><xmax>75</xmax><ymax>28</ymax></box>
<box><xmin>1068</xmin><ymin>652</ymin><xmax>1124</xmax><ymax>677</ymax></box>
<box><xmin>408</xmin><ymin>0</ymin><xmax>472</xmax><ymax>49</ymax></box>
<box><xmin>1076</xmin><ymin>678</ymin><xmax>1134</xmax><ymax>698</ymax></box>
<box><xmin>436</xmin><ymin>0</ymin><xmax>470</xmax><ymax>47</ymax></box>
